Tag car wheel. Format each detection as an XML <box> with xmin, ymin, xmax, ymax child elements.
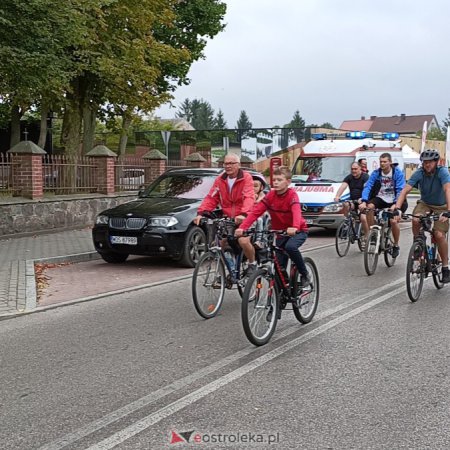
<box><xmin>178</xmin><ymin>227</ymin><xmax>207</xmax><ymax>267</ymax></box>
<box><xmin>98</xmin><ymin>250</ymin><xmax>129</xmax><ymax>264</ymax></box>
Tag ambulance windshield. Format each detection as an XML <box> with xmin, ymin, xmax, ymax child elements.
<box><xmin>291</xmin><ymin>156</ymin><xmax>354</xmax><ymax>183</ymax></box>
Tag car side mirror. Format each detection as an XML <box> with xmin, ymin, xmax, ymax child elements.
<box><xmin>137</xmin><ymin>185</ymin><xmax>145</xmax><ymax>198</ymax></box>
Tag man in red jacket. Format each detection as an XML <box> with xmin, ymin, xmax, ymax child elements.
<box><xmin>235</xmin><ymin>166</ymin><xmax>310</xmax><ymax>285</ymax></box>
<box><xmin>193</xmin><ymin>153</ymin><xmax>256</xmax><ymax>272</ymax></box>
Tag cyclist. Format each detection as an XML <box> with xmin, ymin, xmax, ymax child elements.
<box><xmin>253</xmin><ymin>176</ymin><xmax>268</xmax><ymax>249</ymax></box>
<box><xmin>235</xmin><ymin>166</ymin><xmax>310</xmax><ymax>286</ymax></box>
<box><xmin>334</xmin><ymin>162</ymin><xmax>369</xmax><ymax>216</ymax></box>
<box><xmin>193</xmin><ymin>153</ymin><xmax>257</xmax><ymax>275</ymax></box>
<box><xmin>359</xmin><ymin>152</ymin><xmax>407</xmax><ymax>258</ymax></box>
<box><xmin>358</xmin><ymin>157</ymin><xmax>369</xmax><ymax>174</ymax></box>
<box><xmin>392</xmin><ymin>149</ymin><xmax>450</xmax><ymax>283</ymax></box>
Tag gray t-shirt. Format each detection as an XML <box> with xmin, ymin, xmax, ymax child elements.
<box><xmin>407</xmin><ymin>166</ymin><xmax>450</xmax><ymax>205</ymax></box>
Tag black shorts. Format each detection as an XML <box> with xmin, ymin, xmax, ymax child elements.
<box><xmin>368</xmin><ymin>197</ymin><xmax>408</xmax><ymax>212</ymax></box>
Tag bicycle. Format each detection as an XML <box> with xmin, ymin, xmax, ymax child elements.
<box><xmin>335</xmin><ymin>201</ymin><xmax>365</xmax><ymax>257</ymax></box>
<box><xmin>363</xmin><ymin>208</ymin><xmax>398</xmax><ymax>275</ymax></box>
<box><xmin>405</xmin><ymin>213</ymin><xmax>446</xmax><ymax>302</ymax></box>
<box><xmin>241</xmin><ymin>230</ymin><xmax>319</xmax><ymax>346</ymax></box>
<box><xmin>191</xmin><ymin>217</ymin><xmax>250</xmax><ymax>319</ymax></box>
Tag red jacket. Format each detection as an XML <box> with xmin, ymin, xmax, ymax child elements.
<box><xmin>239</xmin><ymin>188</ymin><xmax>308</xmax><ymax>232</ymax></box>
<box><xmin>197</xmin><ymin>169</ymin><xmax>255</xmax><ymax>218</ymax></box>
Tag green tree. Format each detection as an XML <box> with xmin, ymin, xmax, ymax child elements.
<box><xmin>236</xmin><ymin>110</ymin><xmax>252</xmax><ymax>143</ymax></box>
<box><xmin>285</xmin><ymin>110</ymin><xmax>306</xmax><ymax>142</ymax></box>
<box><xmin>0</xmin><ymin>0</ymin><xmax>81</xmax><ymax>147</ymax></box>
<box><xmin>442</xmin><ymin>108</ymin><xmax>450</xmax><ymax>134</ymax></box>
<box><xmin>214</xmin><ymin>109</ymin><xmax>227</xmax><ymax>129</ymax></box>
<box><xmin>320</xmin><ymin>122</ymin><xmax>334</xmax><ymax>129</ymax></box>
<box><xmin>425</xmin><ymin>127</ymin><xmax>445</xmax><ymax>141</ymax></box>
<box><xmin>176</xmin><ymin>98</ymin><xmax>216</xmax><ymax>129</ymax></box>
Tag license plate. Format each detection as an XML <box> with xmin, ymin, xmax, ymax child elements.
<box><xmin>306</xmin><ymin>218</ymin><xmax>314</xmax><ymax>225</ymax></box>
<box><xmin>110</xmin><ymin>236</ymin><xmax>137</xmax><ymax>245</ymax></box>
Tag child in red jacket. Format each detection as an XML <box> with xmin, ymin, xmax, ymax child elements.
<box><xmin>235</xmin><ymin>166</ymin><xmax>310</xmax><ymax>285</ymax></box>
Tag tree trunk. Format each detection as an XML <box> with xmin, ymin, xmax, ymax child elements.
<box><xmin>82</xmin><ymin>104</ymin><xmax>97</xmax><ymax>154</ymax></box>
<box><xmin>10</xmin><ymin>105</ymin><xmax>22</xmax><ymax>148</ymax></box>
<box><xmin>61</xmin><ymin>81</ymin><xmax>83</xmax><ymax>158</ymax></box>
<box><xmin>38</xmin><ymin>102</ymin><xmax>49</xmax><ymax>149</ymax></box>
<box><xmin>118</xmin><ymin>112</ymin><xmax>132</xmax><ymax>156</ymax></box>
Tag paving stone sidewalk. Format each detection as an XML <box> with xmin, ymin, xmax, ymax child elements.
<box><xmin>0</xmin><ymin>228</ymin><xmax>95</xmax><ymax>316</ymax></box>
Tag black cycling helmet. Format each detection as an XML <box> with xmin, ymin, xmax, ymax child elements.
<box><xmin>420</xmin><ymin>149</ymin><xmax>440</xmax><ymax>161</ymax></box>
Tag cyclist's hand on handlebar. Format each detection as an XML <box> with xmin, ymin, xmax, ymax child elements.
<box><xmin>286</xmin><ymin>227</ymin><xmax>297</xmax><ymax>236</ymax></box>
<box><xmin>234</xmin><ymin>215</ymin><xmax>245</xmax><ymax>225</ymax></box>
<box><xmin>439</xmin><ymin>211</ymin><xmax>450</xmax><ymax>222</ymax></box>
<box><xmin>333</xmin><ymin>197</ymin><xmax>340</xmax><ymax>203</ymax></box>
<box><xmin>358</xmin><ymin>202</ymin><xmax>366</xmax><ymax>212</ymax></box>
<box><xmin>234</xmin><ymin>228</ymin><xmax>244</xmax><ymax>238</ymax></box>
<box><xmin>193</xmin><ymin>215</ymin><xmax>202</xmax><ymax>226</ymax></box>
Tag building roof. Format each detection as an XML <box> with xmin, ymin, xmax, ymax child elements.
<box><xmin>340</xmin><ymin>114</ymin><xmax>438</xmax><ymax>135</ymax></box>
<box><xmin>340</xmin><ymin>119</ymin><xmax>374</xmax><ymax>132</ymax></box>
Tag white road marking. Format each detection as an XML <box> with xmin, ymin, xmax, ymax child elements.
<box><xmin>39</xmin><ymin>277</ymin><xmax>407</xmax><ymax>450</ymax></box>
<box><xmin>86</xmin><ymin>285</ymin><xmax>406</xmax><ymax>450</ymax></box>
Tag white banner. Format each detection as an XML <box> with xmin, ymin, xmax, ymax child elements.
<box><xmin>420</xmin><ymin>121</ymin><xmax>427</xmax><ymax>153</ymax></box>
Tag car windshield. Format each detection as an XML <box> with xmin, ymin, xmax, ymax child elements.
<box><xmin>291</xmin><ymin>156</ymin><xmax>354</xmax><ymax>183</ymax></box>
<box><xmin>141</xmin><ymin>174</ymin><xmax>217</xmax><ymax>199</ymax></box>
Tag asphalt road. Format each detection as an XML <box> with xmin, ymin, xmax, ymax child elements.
<box><xmin>1</xmin><ymin>227</ymin><xmax>450</xmax><ymax>449</ymax></box>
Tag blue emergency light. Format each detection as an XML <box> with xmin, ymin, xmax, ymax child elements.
<box><xmin>382</xmin><ymin>132</ymin><xmax>399</xmax><ymax>140</ymax></box>
<box><xmin>346</xmin><ymin>131</ymin><xmax>366</xmax><ymax>139</ymax></box>
<box><xmin>312</xmin><ymin>133</ymin><xmax>327</xmax><ymax>140</ymax></box>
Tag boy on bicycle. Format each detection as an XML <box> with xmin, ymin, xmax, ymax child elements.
<box><xmin>392</xmin><ymin>149</ymin><xmax>450</xmax><ymax>283</ymax></box>
<box><xmin>235</xmin><ymin>166</ymin><xmax>310</xmax><ymax>286</ymax></box>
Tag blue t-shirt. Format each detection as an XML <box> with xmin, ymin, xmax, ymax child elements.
<box><xmin>407</xmin><ymin>166</ymin><xmax>450</xmax><ymax>205</ymax></box>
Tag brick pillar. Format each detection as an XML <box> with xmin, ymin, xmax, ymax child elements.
<box><xmin>7</xmin><ymin>141</ymin><xmax>46</xmax><ymax>199</ymax></box>
<box><xmin>185</xmin><ymin>152</ymin><xmax>206</xmax><ymax>168</ymax></box>
<box><xmin>143</xmin><ymin>149</ymin><xmax>167</xmax><ymax>183</ymax></box>
<box><xmin>86</xmin><ymin>145</ymin><xmax>117</xmax><ymax>194</ymax></box>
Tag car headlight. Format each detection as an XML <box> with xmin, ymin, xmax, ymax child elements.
<box><xmin>148</xmin><ymin>216</ymin><xmax>178</xmax><ymax>227</ymax></box>
<box><xmin>322</xmin><ymin>203</ymin><xmax>343</xmax><ymax>213</ymax></box>
<box><xmin>96</xmin><ymin>215</ymin><xmax>109</xmax><ymax>225</ymax></box>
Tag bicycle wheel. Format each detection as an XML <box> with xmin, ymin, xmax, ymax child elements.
<box><xmin>241</xmin><ymin>268</ymin><xmax>279</xmax><ymax>346</ymax></box>
<box><xmin>432</xmin><ymin>247</ymin><xmax>444</xmax><ymax>289</ymax></box>
<box><xmin>364</xmin><ymin>229</ymin><xmax>379</xmax><ymax>276</ymax></box>
<box><xmin>192</xmin><ymin>251</ymin><xmax>225</xmax><ymax>318</ymax></box>
<box><xmin>291</xmin><ymin>257</ymin><xmax>320</xmax><ymax>324</ymax></box>
<box><xmin>335</xmin><ymin>219</ymin><xmax>351</xmax><ymax>257</ymax></box>
<box><xmin>383</xmin><ymin>228</ymin><xmax>397</xmax><ymax>267</ymax></box>
<box><xmin>406</xmin><ymin>241</ymin><xmax>425</xmax><ymax>302</ymax></box>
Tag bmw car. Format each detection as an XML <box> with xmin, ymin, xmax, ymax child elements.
<box><xmin>92</xmin><ymin>167</ymin><xmax>266</xmax><ymax>267</ymax></box>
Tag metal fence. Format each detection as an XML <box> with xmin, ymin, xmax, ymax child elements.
<box><xmin>42</xmin><ymin>155</ymin><xmax>98</xmax><ymax>194</ymax></box>
<box><xmin>114</xmin><ymin>156</ymin><xmax>148</xmax><ymax>191</ymax></box>
<box><xmin>0</xmin><ymin>153</ymin><xmax>14</xmax><ymax>196</ymax></box>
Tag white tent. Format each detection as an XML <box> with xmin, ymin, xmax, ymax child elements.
<box><xmin>402</xmin><ymin>144</ymin><xmax>421</xmax><ymax>165</ymax></box>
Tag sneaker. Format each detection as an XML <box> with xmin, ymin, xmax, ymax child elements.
<box><xmin>442</xmin><ymin>267</ymin><xmax>450</xmax><ymax>283</ymax></box>
<box><xmin>300</xmin><ymin>273</ymin><xmax>311</xmax><ymax>288</ymax></box>
<box><xmin>392</xmin><ymin>245</ymin><xmax>400</xmax><ymax>259</ymax></box>
<box><xmin>246</xmin><ymin>263</ymin><xmax>257</xmax><ymax>277</ymax></box>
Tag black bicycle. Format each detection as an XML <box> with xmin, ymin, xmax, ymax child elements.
<box><xmin>363</xmin><ymin>208</ymin><xmax>398</xmax><ymax>275</ymax></box>
<box><xmin>405</xmin><ymin>213</ymin><xmax>447</xmax><ymax>302</ymax></box>
<box><xmin>191</xmin><ymin>217</ymin><xmax>250</xmax><ymax>319</ymax></box>
<box><xmin>335</xmin><ymin>201</ymin><xmax>365</xmax><ymax>257</ymax></box>
<box><xmin>241</xmin><ymin>230</ymin><xmax>319</xmax><ymax>346</ymax></box>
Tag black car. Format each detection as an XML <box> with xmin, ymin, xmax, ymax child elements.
<box><xmin>92</xmin><ymin>167</ymin><xmax>266</xmax><ymax>267</ymax></box>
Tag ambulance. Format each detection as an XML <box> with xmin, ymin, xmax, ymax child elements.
<box><xmin>290</xmin><ymin>131</ymin><xmax>405</xmax><ymax>229</ymax></box>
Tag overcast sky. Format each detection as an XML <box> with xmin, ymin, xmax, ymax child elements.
<box><xmin>155</xmin><ymin>0</ymin><xmax>450</xmax><ymax>129</ymax></box>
